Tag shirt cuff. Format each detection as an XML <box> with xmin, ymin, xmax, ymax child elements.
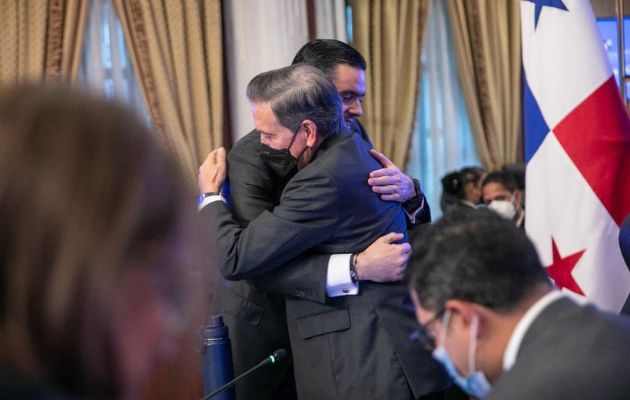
<box><xmin>326</xmin><ymin>254</ymin><xmax>359</xmax><ymax>297</ymax></box>
<box><xmin>198</xmin><ymin>194</ymin><xmax>224</xmax><ymax>210</ymax></box>
<box><xmin>403</xmin><ymin>195</ymin><xmax>425</xmax><ymax>224</ymax></box>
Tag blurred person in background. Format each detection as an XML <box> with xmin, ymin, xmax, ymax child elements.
<box><xmin>0</xmin><ymin>85</ymin><xmax>210</xmax><ymax>399</ymax></box>
<box><xmin>481</xmin><ymin>170</ymin><xmax>524</xmax><ymax>228</ymax></box>
<box><xmin>440</xmin><ymin>167</ymin><xmax>486</xmax><ymax>213</ymax></box>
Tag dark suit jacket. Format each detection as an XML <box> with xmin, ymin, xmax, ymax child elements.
<box><xmin>487</xmin><ymin>297</ymin><xmax>630</xmax><ymax>400</ymax></box>
<box><xmin>203</xmin><ymin>131</ymin><xmax>449</xmax><ymax>399</ymax></box>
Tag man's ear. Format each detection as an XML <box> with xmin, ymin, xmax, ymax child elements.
<box><xmin>302</xmin><ymin>120</ymin><xmax>319</xmax><ymax>147</ymax></box>
<box><xmin>445</xmin><ymin>299</ymin><xmax>493</xmax><ymax>339</ymax></box>
<box><xmin>514</xmin><ymin>189</ymin><xmax>523</xmax><ymax>208</ymax></box>
<box><xmin>444</xmin><ymin>299</ymin><xmax>478</xmax><ymax>328</ymax></box>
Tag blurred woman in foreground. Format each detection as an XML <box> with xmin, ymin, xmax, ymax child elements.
<box><xmin>0</xmin><ymin>85</ymin><xmax>210</xmax><ymax>399</ymax></box>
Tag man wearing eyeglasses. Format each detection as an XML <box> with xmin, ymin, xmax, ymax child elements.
<box><xmin>407</xmin><ymin>208</ymin><xmax>630</xmax><ymax>399</ymax></box>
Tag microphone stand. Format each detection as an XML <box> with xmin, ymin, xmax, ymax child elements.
<box><xmin>202</xmin><ymin>349</ymin><xmax>286</xmax><ymax>400</ymax></box>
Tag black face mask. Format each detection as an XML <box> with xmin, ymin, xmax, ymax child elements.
<box><xmin>258</xmin><ymin>126</ymin><xmax>303</xmax><ymax>179</ymax></box>
<box><xmin>259</xmin><ymin>144</ymin><xmax>298</xmax><ymax>178</ymax></box>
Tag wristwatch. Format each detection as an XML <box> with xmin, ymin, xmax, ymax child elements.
<box><xmin>198</xmin><ymin>191</ymin><xmax>221</xmax><ymax>204</ymax></box>
<box><xmin>349</xmin><ymin>253</ymin><xmax>359</xmax><ymax>282</ymax></box>
<box><xmin>403</xmin><ymin>179</ymin><xmax>424</xmax><ymax>213</ymax></box>
<box><xmin>201</xmin><ymin>191</ymin><xmax>220</xmax><ymax>199</ymax></box>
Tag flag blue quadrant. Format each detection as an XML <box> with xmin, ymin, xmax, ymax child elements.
<box><xmin>523</xmin><ymin>74</ymin><xmax>550</xmax><ymax>162</ymax></box>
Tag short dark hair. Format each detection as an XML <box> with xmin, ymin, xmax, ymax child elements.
<box><xmin>482</xmin><ymin>170</ymin><xmax>519</xmax><ymax>193</ymax></box>
<box><xmin>291</xmin><ymin>39</ymin><xmax>367</xmax><ymax>79</ymax></box>
<box><xmin>246</xmin><ymin>64</ymin><xmax>345</xmax><ymax>137</ymax></box>
<box><xmin>406</xmin><ymin>208</ymin><xmax>550</xmax><ymax>313</ymax></box>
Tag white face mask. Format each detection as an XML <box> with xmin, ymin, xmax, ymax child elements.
<box><xmin>431</xmin><ymin>310</ymin><xmax>492</xmax><ymax>398</ymax></box>
<box><xmin>488</xmin><ymin>193</ymin><xmax>516</xmax><ymax>220</ymax></box>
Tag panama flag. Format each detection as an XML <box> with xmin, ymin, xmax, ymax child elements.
<box><xmin>522</xmin><ymin>0</ymin><xmax>630</xmax><ymax>313</ymax></box>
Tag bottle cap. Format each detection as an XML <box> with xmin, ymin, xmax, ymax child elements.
<box><xmin>200</xmin><ymin>314</ymin><xmax>229</xmax><ymax>340</ymax></box>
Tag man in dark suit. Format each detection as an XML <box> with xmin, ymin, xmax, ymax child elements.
<box><xmin>199</xmin><ymin>64</ymin><xmax>450</xmax><ymax>399</ymax></box>
<box><xmin>407</xmin><ymin>208</ymin><xmax>630</xmax><ymax>399</ymax></box>
<box><xmin>208</xmin><ymin>40</ymin><xmax>433</xmax><ymax>400</ymax></box>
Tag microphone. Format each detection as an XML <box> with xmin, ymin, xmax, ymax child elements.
<box><xmin>201</xmin><ymin>349</ymin><xmax>287</xmax><ymax>400</ymax></box>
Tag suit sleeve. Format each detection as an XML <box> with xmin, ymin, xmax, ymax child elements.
<box><xmin>251</xmin><ymin>251</ymin><xmax>331</xmax><ymax>303</ymax></box>
<box><xmin>228</xmin><ymin>150</ymin><xmax>329</xmax><ymax>302</ymax></box>
<box><xmin>406</xmin><ymin>195</ymin><xmax>431</xmax><ymax>227</ymax></box>
<box><xmin>215</xmin><ymin>152</ymin><xmax>338</xmax><ymax>302</ymax></box>
<box><xmin>226</xmin><ymin>151</ymin><xmax>278</xmax><ymax>224</ymax></box>
<box><xmin>205</xmin><ymin>168</ymin><xmax>339</xmax><ymax>281</ymax></box>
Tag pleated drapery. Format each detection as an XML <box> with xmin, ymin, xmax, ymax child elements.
<box><xmin>446</xmin><ymin>0</ymin><xmax>522</xmax><ymax>168</ymax></box>
<box><xmin>0</xmin><ymin>0</ymin><xmax>87</xmax><ymax>84</ymax></box>
<box><xmin>349</xmin><ymin>0</ymin><xmax>431</xmax><ymax>168</ymax></box>
<box><xmin>113</xmin><ymin>0</ymin><xmax>225</xmax><ymax>178</ymax></box>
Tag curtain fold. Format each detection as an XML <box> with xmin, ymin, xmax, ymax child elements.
<box><xmin>0</xmin><ymin>0</ymin><xmax>87</xmax><ymax>85</ymax></box>
<box><xmin>445</xmin><ymin>0</ymin><xmax>522</xmax><ymax>170</ymax></box>
<box><xmin>113</xmin><ymin>0</ymin><xmax>225</xmax><ymax>178</ymax></box>
<box><xmin>407</xmin><ymin>0</ymin><xmax>481</xmax><ymax>219</ymax></box>
<box><xmin>45</xmin><ymin>0</ymin><xmax>88</xmax><ymax>82</ymax></box>
<box><xmin>349</xmin><ymin>0</ymin><xmax>430</xmax><ymax>168</ymax></box>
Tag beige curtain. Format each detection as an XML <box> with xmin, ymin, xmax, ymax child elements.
<box><xmin>349</xmin><ymin>0</ymin><xmax>430</xmax><ymax>168</ymax></box>
<box><xmin>113</xmin><ymin>0</ymin><xmax>225</xmax><ymax>179</ymax></box>
<box><xmin>446</xmin><ymin>0</ymin><xmax>522</xmax><ymax>170</ymax></box>
<box><xmin>0</xmin><ymin>0</ymin><xmax>87</xmax><ymax>85</ymax></box>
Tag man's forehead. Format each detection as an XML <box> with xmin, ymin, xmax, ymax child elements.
<box><xmin>483</xmin><ymin>182</ymin><xmax>510</xmax><ymax>194</ymax></box>
<box><xmin>251</xmin><ymin>101</ymin><xmax>284</xmax><ymax>131</ymax></box>
<box><xmin>333</xmin><ymin>64</ymin><xmax>366</xmax><ymax>88</ymax></box>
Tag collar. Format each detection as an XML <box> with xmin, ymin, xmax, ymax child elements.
<box><xmin>515</xmin><ymin>210</ymin><xmax>525</xmax><ymax>227</ymax></box>
<box><xmin>315</xmin><ymin>129</ymin><xmax>350</xmax><ymax>153</ymax></box>
<box><xmin>459</xmin><ymin>199</ymin><xmax>478</xmax><ymax>208</ymax></box>
<box><xmin>502</xmin><ymin>290</ymin><xmax>565</xmax><ymax>371</ymax></box>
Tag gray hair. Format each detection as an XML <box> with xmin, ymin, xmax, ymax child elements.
<box><xmin>246</xmin><ymin>64</ymin><xmax>345</xmax><ymax>137</ymax></box>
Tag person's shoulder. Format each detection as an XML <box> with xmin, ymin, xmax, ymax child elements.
<box><xmin>351</xmin><ymin>120</ymin><xmax>370</xmax><ymax>143</ymax></box>
<box><xmin>229</xmin><ymin>129</ymin><xmax>263</xmax><ymax>165</ymax></box>
<box><xmin>300</xmin><ymin>131</ymin><xmax>374</xmax><ymax>184</ymax></box>
<box><xmin>231</xmin><ymin>129</ymin><xmax>259</xmax><ymax>151</ymax></box>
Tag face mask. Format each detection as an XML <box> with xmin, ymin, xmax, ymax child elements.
<box><xmin>488</xmin><ymin>193</ymin><xmax>516</xmax><ymax>220</ymax></box>
<box><xmin>259</xmin><ymin>126</ymin><xmax>304</xmax><ymax>179</ymax></box>
<box><xmin>432</xmin><ymin>310</ymin><xmax>492</xmax><ymax>398</ymax></box>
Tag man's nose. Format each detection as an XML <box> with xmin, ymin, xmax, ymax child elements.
<box><xmin>349</xmin><ymin>99</ymin><xmax>363</xmax><ymax>117</ymax></box>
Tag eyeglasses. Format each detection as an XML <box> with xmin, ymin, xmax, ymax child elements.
<box><xmin>409</xmin><ymin>310</ymin><xmax>445</xmax><ymax>351</ymax></box>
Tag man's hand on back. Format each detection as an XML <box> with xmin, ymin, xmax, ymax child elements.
<box><xmin>354</xmin><ymin>232</ymin><xmax>410</xmax><ymax>282</ymax></box>
<box><xmin>368</xmin><ymin>149</ymin><xmax>415</xmax><ymax>203</ymax></box>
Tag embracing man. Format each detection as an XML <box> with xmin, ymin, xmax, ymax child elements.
<box><xmin>199</xmin><ymin>64</ymin><xmax>449</xmax><ymax>399</ymax></box>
